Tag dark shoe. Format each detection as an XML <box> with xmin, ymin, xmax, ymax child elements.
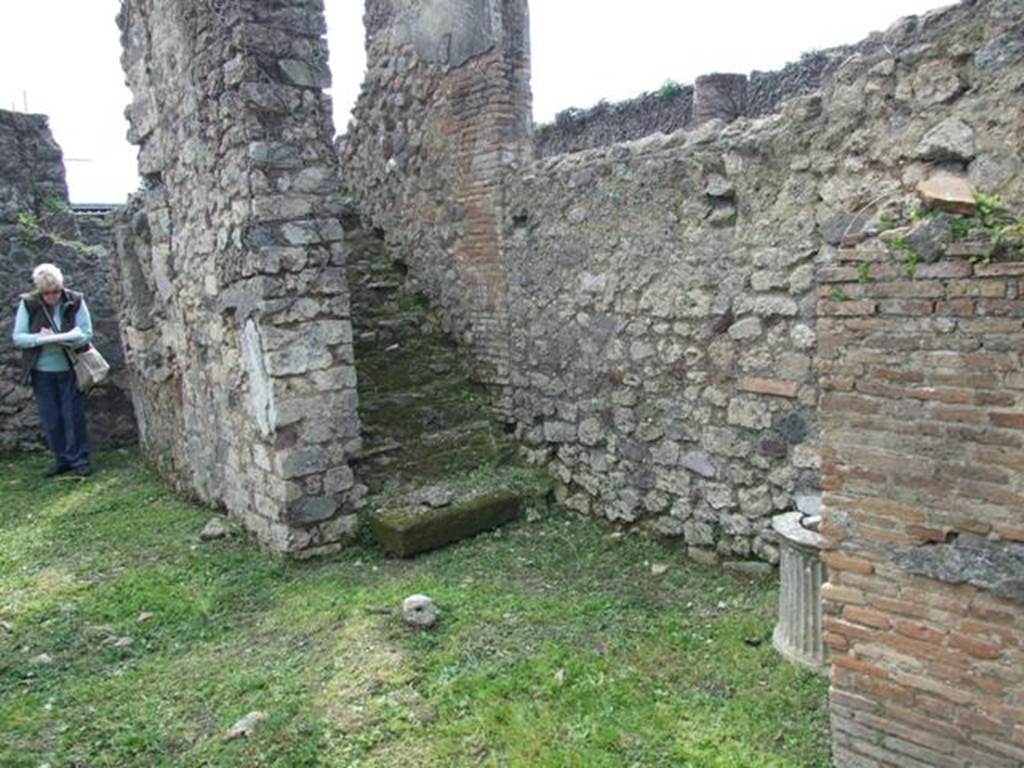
<box><xmin>72</xmin><ymin>465</ymin><xmax>93</xmax><ymax>478</ymax></box>
<box><xmin>45</xmin><ymin>464</ymin><xmax>72</xmax><ymax>478</ymax></box>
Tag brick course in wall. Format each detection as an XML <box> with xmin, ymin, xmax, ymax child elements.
<box><xmin>819</xmin><ymin>249</ymin><xmax>1024</xmax><ymax>768</ymax></box>
<box><xmin>340</xmin><ymin>0</ymin><xmax>532</xmax><ymax>394</ymax></box>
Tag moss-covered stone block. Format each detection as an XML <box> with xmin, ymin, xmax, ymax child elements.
<box><xmin>369</xmin><ymin>489</ymin><xmax>524</xmax><ymax>557</ymax></box>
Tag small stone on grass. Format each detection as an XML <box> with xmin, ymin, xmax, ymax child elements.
<box><xmin>225</xmin><ymin>710</ymin><xmax>268</xmax><ymax>741</ymax></box>
<box><xmin>402</xmin><ymin>594</ymin><xmax>437</xmax><ymax>628</ymax></box>
<box><xmin>200</xmin><ymin>517</ymin><xmax>232</xmax><ymax>541</ymax></box>
<box><xmin>413</xmin><ymin>705</ymin><xmax>437</xmax><ymax>724</ymax></box>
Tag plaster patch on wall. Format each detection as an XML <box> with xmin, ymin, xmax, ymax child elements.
<box><xmin>392</xmin><ymin>0</ymin><xmax>494</xmax><ymax>66</ymax></box>
<box><xmin>893</xmin><ymin>535</ymin><xmax>1024</xmax><ymax>605</ymax></box>
<box><xmin>242</xmin><ymin>318</ymin><xmax>276</xmax><ymax>439</ymax></box>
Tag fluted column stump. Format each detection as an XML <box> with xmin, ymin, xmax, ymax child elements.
<box><xmin>772</xmin><ymin>512</ymin><xmax>829</xmax><ymax>674</ymax></box>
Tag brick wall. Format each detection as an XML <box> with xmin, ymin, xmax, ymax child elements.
<box><xmin>819</xmin><ymin>247</ymin><xmax>1024</xmax><ymax>767</ymax></box>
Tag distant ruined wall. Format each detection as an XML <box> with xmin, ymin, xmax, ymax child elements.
<box><xmin>534</xmin><ymin>45</ymin><xmax>858</xmax><ymax>159</ymax></box>
<box><xmin>341</xmin><ymin>0</ymin><xmax>532</xmax><ymax>393</ymax></box>
<box><xmin>504</xmin><ymin>0</ymin><xmax>1024</xmax><ymax>567</ymax></box>
<box><xmin>116</xmin><ymin>0</ymin><xmax>362</xmax><ymax>555</ymax></box>
<box><xmin>0</xmin><ymin>109</ymin><xmax>136</xmax><ymax>452</ymax></box>
<box><xmin>534</xmin><ymin>87</ymin><xmax>694</xmax><ymax>160</ymax></box>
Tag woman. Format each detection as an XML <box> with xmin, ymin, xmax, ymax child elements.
<box><xmin>11</xmin><ymin>263</ymin><xmax>94</xmax><ymax>477</ymax></box>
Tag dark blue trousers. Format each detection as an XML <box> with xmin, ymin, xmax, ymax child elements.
<box><xmin>31</xmin><ymin>370</ymin><xmax>90</xmax><ymax>470</ymax></box>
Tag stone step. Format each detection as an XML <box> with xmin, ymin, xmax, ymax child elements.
<box><xmin>369</xmin><ymin>473</ymin><xmax>552</xmax><ymax>557</ymax></box>
<box><xmin>357</xmin><ymin>375</ymin><xmax>482</xmax><ymax>406</ymax></box>
<box><xmin>358</xmin><ymin>435</ymin><xmax>515</xmax><ymax>495</ymax></box>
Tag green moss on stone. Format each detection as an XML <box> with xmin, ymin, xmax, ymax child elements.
<box><xmin>370</xmin><ymin>488</ymin><xmax>524</xmax><ymax>557</ymax></box>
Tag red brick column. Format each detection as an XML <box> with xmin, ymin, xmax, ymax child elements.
<box><xmin>817</xmin><ymin>247</ymin><xmax>1024</xmax><ymax>767</ymax></box>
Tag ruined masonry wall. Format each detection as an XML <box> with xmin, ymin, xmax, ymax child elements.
<box><xmin>340</xmin><ymin>0</ymin><xmax>532</xmax><ymax>393</ymax></box>
<box><xmin>116</xmin><ymin>0</ymin><xmax>362</xmax><ymax>555</ymax></box>
<box><xmin>503</xmin><ymin>0</ymin><xmax>1024</xmax><ymax>565</ymax></box>
<box><xmin>534</xmin><ymin>45</ymin><xmax>857</xmax><ymax>159</ymax></box>
<box><xmin>0</xmin><ymin>109</ymin><xmax>136</xmax><ymax>451</ymax></box>
<box><xmin>506</xmin><ymin>125</ymin><xmax>821</xmax><ymax>565</ymax></box>
<box><xmin>819</xmin><ymin>253</ymin><xmax>1024</xmax><ymax>768</ymax></box>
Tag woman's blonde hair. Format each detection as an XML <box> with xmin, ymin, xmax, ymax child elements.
<box><xmin>32</xmin><ymin>263</ymin><xmax>64</xmax><ymax>293</ymax></box>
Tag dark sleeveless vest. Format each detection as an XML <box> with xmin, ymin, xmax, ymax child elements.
<box><xmin>18</xmin><ymin>289</ymin><xmax>91</xmax><ymax>382</ymax></box>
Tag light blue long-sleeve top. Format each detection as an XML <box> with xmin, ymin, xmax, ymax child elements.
<box><xmin>11</xmin><ymin>297</ymin><xmax>94</xmax><ymax>372</ymax></box>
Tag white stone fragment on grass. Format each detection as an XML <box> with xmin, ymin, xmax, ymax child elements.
<box><xmin>402</xmin><ymin>594</ymin><xmax>438</xmax><ymax>629</ymax></box>
<box><xmin>30</xmin><ymin>653</ymin><xmax>54</xmax><ymax>666</ymax></box>
<box><xmin>225</xmin><ymin>711</ymin><xmax>268</xmax><ymax>741</ymax></box>
<box><xmin>200</xmin><ymin>517</ymin><xmax>232</xmax><ymax>541</ymax></box>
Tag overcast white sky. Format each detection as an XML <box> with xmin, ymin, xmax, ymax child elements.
<box><xmin>1</xmin><ymin>1</ymin><xmax>949</xmax><ymax>203</ymax></box>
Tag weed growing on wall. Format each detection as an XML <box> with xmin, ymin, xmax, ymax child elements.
<box><xmin>856</xmin><ymin>260</ymin><xmax>873</xmax><ymax>284</ymax></box>
<box><xmin>42</xmin><ymin>194</ymin><xmax>69</xmax><ymax>213</ymax></box>
<box><xmin>882</xmin><ymin>190</ymin><xmax>1024</xmax><ymax>270</ymax></box>
<box><xmin>970</xmin><ymin>192</ymin><xmax>1024</xmax><ymax>260</ymax></box>
<box><xmin>656</xmin><ymin>79</ymin><xmax>684</xmax><ymax>100</ymax></box>
<box><xmin>16</xmin><ymin>211</ymin><xmax>38</xmax><ymax>231</ymax></box>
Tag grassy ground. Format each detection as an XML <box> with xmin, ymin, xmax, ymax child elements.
<box><xmin>0</xmin><ymin>448</ymin><xmax>831</xmax><ymax>767</ymax></box>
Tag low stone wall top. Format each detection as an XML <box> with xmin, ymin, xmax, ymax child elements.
<box><xmin>534</xmin><ymin>86</ymin><xmax>693</xmax><ymax>159</ymax></box>
<box><xmin>534</xmin><ymin>33</ymin><xmax>872</xmax><ymax>157</ymax></box>
<box><xmin>747</xmin><ymin>48</ymin><xmax>855</xmax><ymax>118</ymax></box>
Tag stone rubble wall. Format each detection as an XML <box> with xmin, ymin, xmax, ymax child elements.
<box><xmin>0</xmin><ymin>109</ymin><xmax>136</xmax><ymax>452</ymax></box>
<box><xmin>534</xmin><ymin>86</ymin><xmax>694</xmax><ymax>160</ymax></box>
<box><xmin>503</xmin><ymin>0</ymin><xmax>1024</xmax><ymax>569</ymax></box>
<box><xmin>534</xmin><ymin>44</ymin><xmax>860</xmax><ymax>159</ymax></box>
<box><xmin>340</xmin><ymin>0</ymin><xmax>533</xmax><ymax>394</ymax></box>
<box><xmin>819</xmin><ymin>252</ymin><xmax>1024</xmax><ymax>768</ymax></box>
<box><xmin>115</xmin><ymin>0</ymin><xmax>362</xmax><ymax>556</ymax></box>
<box><xmin>506</xmin><ymin>125</ymin><xmax>822</xmax><ymax>567</ymax></box>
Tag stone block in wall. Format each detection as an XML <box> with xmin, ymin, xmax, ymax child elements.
<box><xmin>694</xmin><ymin>73</ymin><xmax>748</xmax><ymax>125</ymax></box>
